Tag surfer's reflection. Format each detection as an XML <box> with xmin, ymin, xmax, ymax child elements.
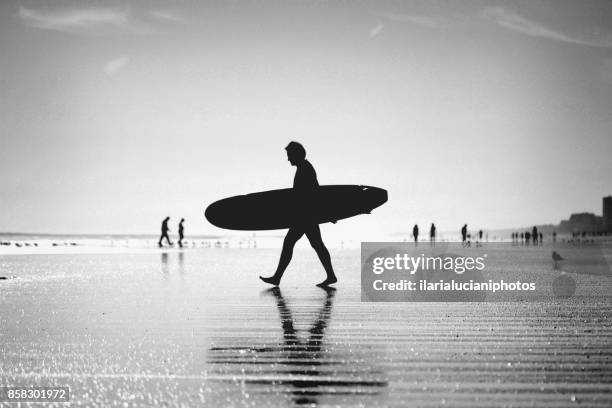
<box><xmin>271</xmin><ymin>287</ymin><xmax>333</xmax><ymax>354</ymax></box>
<box><xmin>208</xmin><ymin>288</ymin><xmax>386</xmax><ymax>406</ymax></box>
<box><xmin>263</xmin><ymin>287</ymin><xmax>337</xmax><ymax>405</ymax></box>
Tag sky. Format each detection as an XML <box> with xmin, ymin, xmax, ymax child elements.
<box><xmin>1</xmin><ymin>0</ymin><xmax>611</xmax><ymax>239</ymax></box>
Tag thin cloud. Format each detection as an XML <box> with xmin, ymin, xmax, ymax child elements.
<box><xmin>17</xmin><ymin>6</ymin><xmax>131</xmax><ymax>34</ymax></box>
<box><xmin>104</xmin><ymin>57</ymin><xmax>130</xmax><ymax>76</ymax></box>
<box><xmin>16</xmin><ymin>5</ymin><xmax>184</xmax><ymax>35</ymax></box>
<box><xmin>377</xmin><ymin>12</ymin><xmax>440</xmax><ymax>28</ymax></box>
<box><xmin>149</xmin><ymin>10</ymin><xmax>187</xmax><ymax>24</ymax></box>
<box><xmin>369</xmin><ymin>23</ymin><xmax>384</xmax><ymax>39</ymax></box>
<box><xmin>483</xmin><ymin>6</ymin><xmax>612</xmax><ymax>49</ymax></box>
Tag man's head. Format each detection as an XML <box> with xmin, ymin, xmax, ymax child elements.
<box><xmin>181</xmin><ymin>218</ymin><xmax>185</xmax><ymax>222</ymax></box>
<box><xmin>166</xmin><ymin>216</ymin><xmax>170</xmax><ymax>221</ymax></box>
<box><xmin>285</xmin><ymin>141</ymin><xmax>306</xmax><ymax>166</ymax></box>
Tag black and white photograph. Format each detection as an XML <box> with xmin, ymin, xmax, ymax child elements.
<box><xmin>1</xmin><ymin>1</ymin><xmax>612</xmax><ymax>406</ymax></box>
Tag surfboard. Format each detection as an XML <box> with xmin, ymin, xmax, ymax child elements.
<box><xmin>205</xmin><ymin>185</ymin><xmax>388</xmax><ymax>231</ymax></box>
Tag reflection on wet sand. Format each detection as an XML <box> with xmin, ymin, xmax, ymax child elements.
<box><xmin>3</xmin><ymin>249</ymin><xmax>612</xmax><ymax>406</ymax></box>
<box><xmin>178</xmin><ymin>251</ymin><xmax>184</xmax><ymax>275</ymax></box>
<box><xmin>209</xmin><ymin>287</ymin><xmax>387</xmax><ymax>406</ymax></box>
<box><xmin>160</xmin><ymin>251</ymin><xmax>185</xmax><ymax>275</ymax></box>
<box><xmin>161</xmin><ymin>252</ymin><xmax>169</xmax><ymax>274</ymax></box>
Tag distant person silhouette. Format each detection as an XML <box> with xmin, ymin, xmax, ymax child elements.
<box><xmin>413</xmin><ymin>224</ymin><xmax>419</xmax><ymax>246</ymax></box>
<box><xmin>552</xmin><ymin>231</ymin><xmax>557</xmax><ymax>243</ymax></box>
<box><xmin>158</xmin><ymin>216</ymin><xmax>172</xmax><ymax>247</ymax></box>
<box><xmin>532</xmin><ymin>226</ymin><xmax>538</xmax><ymax>245</ymax></box>
<box><xmin>430</xmin><ymin>223</ymin><xmax>436</xmax><ymax>246</ymax></box>
<box><xmin>461</xmin><ymin>224</ymin><xmax>468</xmax><ymax>246</ymax></box>
<box><xmin>539</xmin><ymin>232</ymin><xmax>543</xmax><ymax>245</ymax></box>
<box><xmin>260</xmin><ymin>142</ymin><xmax>337</xmax><ymax>287</ymax></box>
<box><xmin>178</xmin><ymin>218</ymin><xmax>185</xmax><ymax>248</ymax></box>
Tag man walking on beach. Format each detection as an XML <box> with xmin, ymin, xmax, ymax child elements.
<box><xmin>430</xmin><ymin>223</ymin><xmax>436</xmax><ymax>246</ymax></box>
<box><xmin>413</xmin><ymin>224</ymin><xmax>419</xmax><ymax>246</ymax></box>
<box><xmin>461</xmin><ymin>224</ymin><xmax>468</xmax><ymax>247</ymax></box>
<box><xmin>178</xmin><ymin>218</ymin><xmax>185</xmax><ymax>248</ymax></box>
<box><xmin>260</xmin><ymin>142</ymin><xmax>338</xmax><ymax>287</ymax></box>
<box><xmin>158</xmin><ymin>217</ymin><xmax>172</xmax><ymax>247</ymax></box>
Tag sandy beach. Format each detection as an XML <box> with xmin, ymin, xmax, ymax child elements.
<box><xmin>3</xmin><ymin>0</ymin><xmax>612</xmax><ymax>406</ymax></box>
<box><xmin>1</xmin><ymin>244</ymin><xmax>611</xmax><ymax>407</ymax></box>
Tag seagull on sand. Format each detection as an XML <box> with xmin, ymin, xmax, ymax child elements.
<box><xmin>552</xmin><ymin>251</ymin><xmax>564</xmax><ymax>269</ymax></box>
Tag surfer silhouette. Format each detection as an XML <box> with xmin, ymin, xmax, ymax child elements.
<box><xmin>158</xmin><ymin>216</ymin><xmax>172</xmax><ymax>247</ymax></box>
<box><xmin>260</xmin><ymin>142</ymin><xmax>338</xmax><ymax>287</ymax></box>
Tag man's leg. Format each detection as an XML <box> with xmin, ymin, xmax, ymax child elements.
<box><xmin>260</xmin><ymin>228</ymin><xmax>303</xmax><ymax>285</ymax></box>
<box><xmin>305</xmin><ymin>224</ymin><xmax>337</xmax><ymax>287</ymax></box>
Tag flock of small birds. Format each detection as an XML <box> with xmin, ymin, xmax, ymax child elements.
<box><xmin>0</xmin><ymin>240</ymin><xmax>243</xmax><ymax>249</ymax></box>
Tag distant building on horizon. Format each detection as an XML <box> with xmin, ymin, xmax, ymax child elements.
<box><xmin>556</xmin><ymin>196</ymin><xmax>611</xmax><ymax>234</ymax></box>
<box><xmin>558</xmin><ymin>212</ymin><xmax>603</xmax><ymax>233</ymax></box>
<box><xmin>604</xmin><ymin>196</ymin><xmax>612</xmax><ymax>232</ymax></box>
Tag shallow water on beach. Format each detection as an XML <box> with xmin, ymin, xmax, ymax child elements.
<box><xmin>1</xmin><ymin>245</ymin><xmax>612</xmax><ymax>407</ymax></box>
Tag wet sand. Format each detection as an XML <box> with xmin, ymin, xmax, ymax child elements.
<box><xmin>1</xmin><ymin>245</ymin><xmax>612</xmax><ymax>407</ymax></box>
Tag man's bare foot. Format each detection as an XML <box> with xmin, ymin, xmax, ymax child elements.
<box><xmin>316</xmin><ymin>277</ymin><xmax>337</xmax><ymax>287</ymax></box>
<box><xmin>259</xmin><ymin>276</ymin><xmax>280</xmax><ymax>286</ymax></box>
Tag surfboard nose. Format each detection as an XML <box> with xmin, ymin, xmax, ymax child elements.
<box><xmin>204</xmin><ymin>200</ymin><xmax>226</xmax><ymax>229</ymax></box>
<box><xmin>361</xmin><ymin>186</ymin><xmax>388</xmax><ymax>211</ymax></box>
<box><xmin>204</xmin><ymin>204</ymin><xmax>215</xmax><ymax>226</ymax></box>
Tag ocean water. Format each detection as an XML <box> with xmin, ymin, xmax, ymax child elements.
<box><xmin>1</xmin><ymin>245</ymin><xmax>611</xmax><ymax>407</ymax></box>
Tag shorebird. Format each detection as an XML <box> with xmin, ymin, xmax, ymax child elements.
<box><xmin>552</xmin><ymin>251</ymin><xmax>564</xmax><ymax>269</ymax></box>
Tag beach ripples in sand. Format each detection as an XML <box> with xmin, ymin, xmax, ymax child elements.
<box><xmin>1</xmin><ymin>247</ymin><xmax>612</xmax><ymax>407</ymax></box>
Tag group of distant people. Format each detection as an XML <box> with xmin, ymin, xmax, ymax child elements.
<box><xmin>411</xmin><ymin>223</ymin><xmax>437</xmax><ymax>246</ymax></box>
<box><xmin>511</xmin><ymin>226</ymin><xmax>547</xmax><ymax>246</ymax></box>
<box><xmin>159</xmin><ymin>217</ymin><xmax>185</xmax><ymax>248</ymax></box>
<box><xmin>461</xmin><ymin>224</ymin><xmax>485</xmax><ymax>247</ymax></box>
<box><xmin>408</xmin><ymin>224</ymin><xmax>597</xmax><ymax>247</ymax></box>
<box><xmin>408</xmin><ymin>223</ymin><xmax>486</xmax><ymax>247</ymax></box>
